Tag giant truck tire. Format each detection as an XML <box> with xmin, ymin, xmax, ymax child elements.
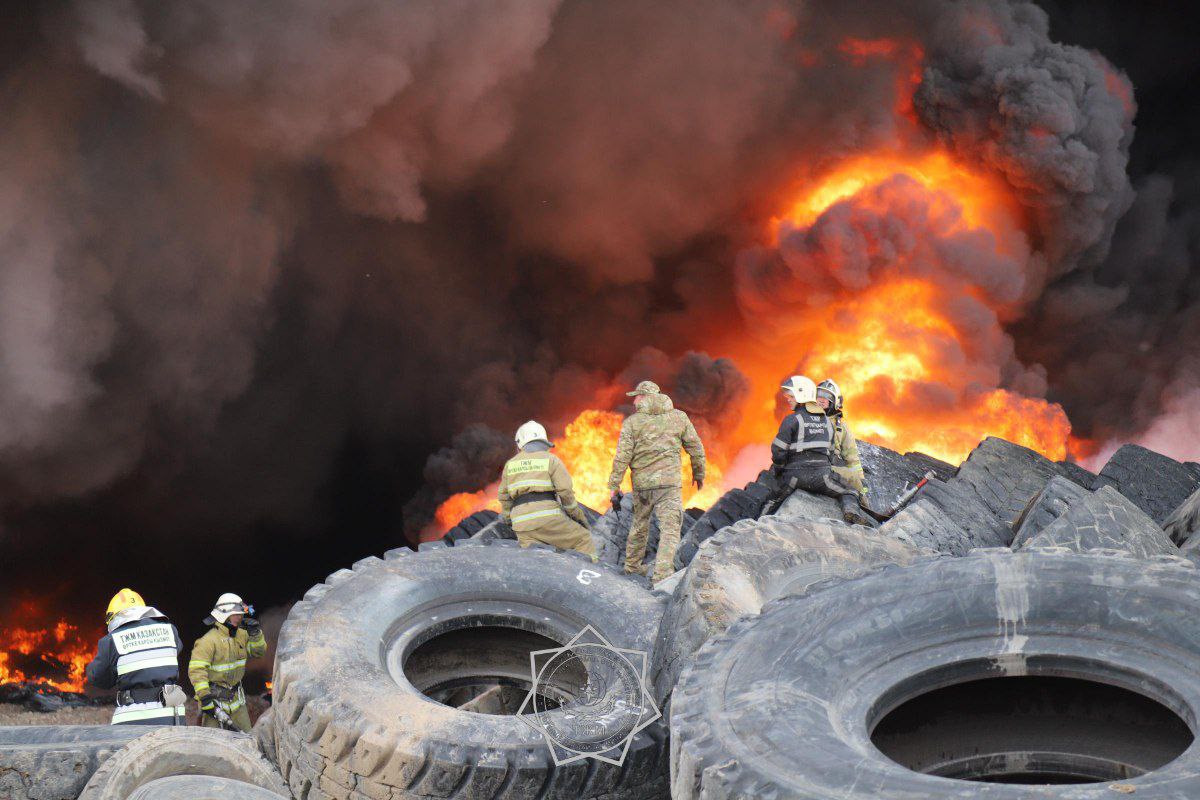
<box><xmin>1010</xmin><ymin>475</ymin><xmax>1090</xmax><ymax>548</ymax></box>
<box><xmin>253</xmin><ymin>706</ymin><xmax>277</xmax><ymax>766</ymax></box>
<box><xmin>272</xmin><ymin>539</ymin><xmax>670</xmax><ymax>800</ymax></box>
<box><xmin>674</xmin><ymin>472</ymin><xmax>778</xmax><ymax>570</ymax></box>
<box><xmin>671</xmin><ymin>549</ymin><xmax>1200</xmax><ymax>799</ymax></box>
<box><xmin>881</xmin><ymin>476</ymin><xmax>1010</xmax><ymax>554</ymax></box>
<box><xmin>1017</xmin><ymin>485</ymin><xmax>1180</xmax><ymax>558</ymax></box>
<box><xmin>442</xmin><ymin>510</ymin><xmax>501</xmax><ymax>546</ymax></box>
<box><xmin>1095</xmin><ymin>444</ymin><xmax>1200</xmax><ymax>525</ymax></box>
<box><xmin>856</xmin><ymin>441</ymin><xmax>926</xmax><ymax>517</ymax></box>
<box><xmin>903</xmin><ymin>450</ymin><xmax>956</xmax><ymax>481</ymax></box>
<box><xmin>1165</xmin><ymin>487</ymin><xmax>1200</xmax><ymax>547</ymax></box>
<box><xmin>953</xmin><ymin>437</ymin><xmax>1069</xmax><ymax>530</ymax></box>
<box><xmin>0</xmin><ymin>726</ymin><xmax>145</xmax><ymax>800</ymax></box>
<box><xmin>79</xmin><ymin>728</ymin><xmax>287</xmax><ymax>800</ymax></box>
<box><xmin>653</xmin><ymin>516</ymin><xmax>922</xmax><ymax>702</ymax></box>
<box><xmin>126</xmin><ymin>775</ymin><xmax>288</xmax><ymax>799</ymax></box>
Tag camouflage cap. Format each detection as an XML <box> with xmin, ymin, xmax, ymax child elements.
<box><xmin>626</xmin><ymin>380</ymin><xmax>661</xmax><ymax>397</ymax></box>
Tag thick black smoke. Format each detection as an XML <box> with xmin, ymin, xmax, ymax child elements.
<box><xmin>0</xmin><ymin>0</ymin><xmax>1195</xmax><ymax>623</ymax></box>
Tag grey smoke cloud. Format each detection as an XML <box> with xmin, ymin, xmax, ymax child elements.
<box><xmin>0</xmin><ymin>0</ymin><xmax>1191</xmax><ymax>563</ymax></box>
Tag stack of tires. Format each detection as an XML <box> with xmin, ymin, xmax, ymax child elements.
<box><xmin>23</xmin><ymin>436</ymin><xmax>1200</xmax><ymax>799</ymax></box>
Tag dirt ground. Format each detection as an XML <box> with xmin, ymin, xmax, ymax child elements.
<box><xmin>0</xmin><ymin>695</ymin><xmax>270</xmax><ymax>727</ymax></box>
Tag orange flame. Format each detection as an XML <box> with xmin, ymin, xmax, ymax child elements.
<box><xmin>434</xmin><ymin>409</ymin><xmax>724</xmax><ymax>532</ymax></box>
<box><xmin>0</xmin><ymin>620</ymin><xmax>94</xmax><ymax>692</ymax></box>
<box><xmin>433</xmin><ymin>488</ymin><xmax>500</xmax><ymax>532</ymax></box>
<box><xmin>736</xmin><ymin>149</ymin><xmax>1070</xmax><ymax>464</ymax></box>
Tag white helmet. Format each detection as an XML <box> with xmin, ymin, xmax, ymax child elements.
<box><xmin>514</xmin><ymin>420</ymin><xmax>552</xmax><ymax>449</ymax></box>
<box><xmin>781</xmin><ymin>375</ymin><xmax>817</xmax><ymax>405</ymax></box>
<box><xmin>211</xmin><ymin>592</ymin><xmax>248</xmax><ymax>624</ymax></box>
<box><xmin>817</xmin><ymin>378</ymin><xmax>843</xmax><ymax>413</ymax></box>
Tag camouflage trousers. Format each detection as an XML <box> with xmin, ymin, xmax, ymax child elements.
<box><xmin>625</xmin><ymin>486</ymin><xmax>682</xmax><ymax>583</ymax></box>
<box><xmin>516</xmin><ymin>513</ymin><xmax>597</xmax><ymax>559</ymax></box>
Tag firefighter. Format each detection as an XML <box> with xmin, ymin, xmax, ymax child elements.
<box><xmin>816</xmin><ymin>378</ymin><xmax>867</xmax><ymax>502</ymax></box>
<box><xmin>85</xmin><ymin>588</ymin><xmax>187</xmax><ymax>726</ymax></box>
<box><xmin>498</xmin><ymin>421</ymin><xmax>596</xmax><ymax>558</ymax></box>
<box><xmin>770</xmin><ymin>375</ymin><xmax>872</xmax><ymax>526</ymax></box>
<box><xmin>608</xmin><ymin>380</ymin><xmax>706</xmax><ymax>583</ymax></box>
<box><xmin>188</xmin><ymin>593</ymin><xmax>266</xmax><ymax>732</ymax></box>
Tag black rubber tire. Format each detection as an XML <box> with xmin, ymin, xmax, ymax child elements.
<box><xmin>1010</xmin><ymin>475</ymin><xmax>1090</xmax><ymax>548</ymax></box>
<box><xmin>126</xmin><ymin>775</ymin><xmax>288</xmax><ymax>799</ymax></box>
<box><xmin>903</xmin><ymin>450</ymin><xmax>957</xmax><ymax>481</ymax></box>
<box><xmin>79</xmin><ymin>727</ymin><xmax>287</xmax><ymax>800</ymax></box>
<box><xmin>857</xmin><ymin>441</ymin><xmax>925</xmax><ymax>517</ymax></box>
<box><xmin>273</xmin><ymin>539</ymin><xmax>669</xmax><ymax>800</ymax></box>
<box><xmin>671</xmin><ymin>549</ymin><xmax>1200</xmax><ymax>799</ymax></box>
<box><xmin>1057</xmin><ymin>460</ymin><xmax>1098</xmax><ymax>490</ymax></box>
<box><xmin>1165</xmin><ymin>487</ymin><xmax>1200</xmax><ymax>547</ymax></box>
<box><xmin>1096</xmin><ymin>444</ymin><xmax>1200</xmax><ymax>525</ymax></box>
<box><xmin>0</xmin><ymin>726</ymin><xmax>145</xmax><ymax>800</ymax></box>
<box><xmin>442</xmin><ymin>510</ymin><xmax>502</xmax><ymax>546</ymax></box>
<box><xmin>653</xmin><ymin>516</ymin><xmax>922</xmax><ymax>702</ymax></box>
<box><xmin>1017</xmin><ymin>485</ymin><xmax>1180</xmax><ymax>558</ymax></box>
<box><xmin>953</xmin><ymin>437</ymin><xmax>1070</xmax><ymax>529</ymax></box>
<box><xmin>674</xmin><ymin>472</ymin><xmax>777</xmax><ymax>570</ymax></box>
<box><xmin>772</xmin><ymin>488</ymin><xmax>842</xmax><ymax>522</ymax></box>
<box><xmin>253</xmin><ymin>706</ymin><xmax>277</xmax><ymax>767</ymax></box>
<box><xmin>880</xmin><ymin>476</ymin><xmax>1011</xmax><ymax>554</ymax></box>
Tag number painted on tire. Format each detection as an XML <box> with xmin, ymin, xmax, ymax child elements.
<box><xmin>576</xmin><ymin>569</ymin><xmax>601</xmax><ymax>585</ymax></box>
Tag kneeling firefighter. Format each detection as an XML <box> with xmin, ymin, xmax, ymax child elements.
<box><xmin>85</xmin><ymin>588</ymin><xmax>187</xmax><ymax>725</ymax></box>
<box><xmin>770</xmin><ymin>375</ymin><xmax>873</xmax><ymax>526</ymax></box>
<box><xmin>188</xmin><ymin>593</ymin><xmax>266</xmax><ymax>732</ymax></box>
<box><xmin>498</xmin><ymin>421</ymin><xmax>597</xmax><ymax>559</ymax></box>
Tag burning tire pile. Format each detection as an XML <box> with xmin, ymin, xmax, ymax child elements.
<box><xmin>7</xmin><ymin>437</ymin><xmax>1200</xmax><ymax>800</ymax></box>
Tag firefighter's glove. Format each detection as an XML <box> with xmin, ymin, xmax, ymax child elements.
<box><xmin>242</xmin><ymin>616</ymin><xmax>262</xmax><ymax>637</ymax></box>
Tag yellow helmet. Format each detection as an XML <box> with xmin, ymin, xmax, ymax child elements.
<box><xmin>106</xmin><ymin>588</ymin><xmax>145</xmax><ymax>623</ymax></box>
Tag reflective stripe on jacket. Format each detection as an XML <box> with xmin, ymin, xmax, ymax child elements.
<box><xmin>111</xmin><ymin>700</ymin><xmax>186</xmax><ymax>725</ymax></box>
<box><xmin>771</xmin><ymin>403</ymin><xmax>834</xmax><ymax>467</ymax></box>
<box><xmin>188</xmin><ymin>622</ymin><xmax>266</xmax><ymax>701</ymax></box>
<box><xmin>497</xmin><ymin>449</ymin><xmax>590</xmax><ymax>532</ymax></box>
<box><xmin>85</xmin><ymin>613</ymin><xmax>183</xmax><ymax>694</ymax></box>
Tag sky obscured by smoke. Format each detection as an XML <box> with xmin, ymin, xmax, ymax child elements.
<box><xmin>0</xmin><ymin>0</ymin><xmax>1196</xmax><ymax>614</ymax></box>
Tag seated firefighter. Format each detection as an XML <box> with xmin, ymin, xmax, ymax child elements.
<box><xmin>816</xmin><ymin>378</ymin><xmax>868</xmax><ymax>503</ymax></box>
<box><xmin>771</xmin><ymin>375</ymin><xmax>872</xmax><ymax>526</ymax></box>
<box><xmin>189</xmin><ymin>593</ymin><xmax>266</xmax><ymax>732</ymax></box>
<box><xmin>85</xmin><ymin>588</ymin><xmax>187</xmax><ymax>725</ymax></box>
<box><xmin>498</xmin><ymin>421</ymin><xmax>596</xmax><ymax>559</ymax></box>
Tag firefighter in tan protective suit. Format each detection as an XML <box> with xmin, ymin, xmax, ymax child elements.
<box><xmin>817</xmin><ymin>378</ymin><xmax>867</xmax><ymax>502</ymax></box>
<box><xmin>498</xmin><ymin>421</ymin><xmax>597</xmax><ymax>559</ymax></box>
<box><xmin>188</xmin><ymin>593</ymin><xmax>266</xmax><ymax>732</ymax></box>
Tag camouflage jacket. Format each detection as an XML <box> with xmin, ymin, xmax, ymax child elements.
<box><xmin>608</xmin><ymin>393</ymin><xmax>705</xmax><ymax>491</ymax></box>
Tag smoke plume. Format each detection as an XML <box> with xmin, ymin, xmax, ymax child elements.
<box><xmin>0</xmin><ymin>0</ymin><xmax>1195</xmax><ymax>617</ymax></box>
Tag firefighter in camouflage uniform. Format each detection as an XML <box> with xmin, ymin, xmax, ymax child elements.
<box><xmin>188</xmin><ymin>592</ymin><xmax>266</xmax><ymax>732</ymax></box>
<box><xmin>608</xmin><ymin>380</ymin><xmax>706</xmax><ymax>583</ymax></box>
<box><xmin>498</xmin><ymin>421</ymin><xmax>596</xmax><ymax>558</ymax></box>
